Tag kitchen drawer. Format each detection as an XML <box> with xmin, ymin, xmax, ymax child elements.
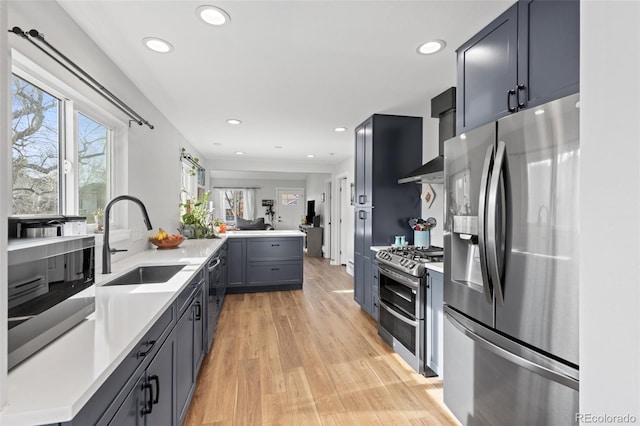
<box><xmin>64</xmin><ymin>304</ymin><xmax>175</xmax><ymax>425</ymax></box>
<box><xmin>247</xmin><ymin>238</ymin><xmax>302</xmax><ymax>261</ymax></box>
<box><xmin>177</xmin><ymin>269</ymin><xmax>204</xmax><ymax>315</ymax></box>
<box><xmin>246</xmin><ymin>261</ymin><xmax>303</xmax><ymax>286</ymax></box>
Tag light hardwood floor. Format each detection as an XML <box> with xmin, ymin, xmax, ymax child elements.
<box><xmin>184</xmin><ymin>257</ymin><xmax>460</xmax><ymax>426</ymax></box>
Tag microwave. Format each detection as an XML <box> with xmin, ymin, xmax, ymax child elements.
<box><xmin>8</xmin><ymin>235</ymin><xmax>95</xmax><ymax>369</ymax></box>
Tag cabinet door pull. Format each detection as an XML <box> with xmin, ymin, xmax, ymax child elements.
<box><xmin>149</xmin><ymin>375</ymin><xmax>160</xmax><ymax>404</ymax></box>
<box><xmin>507</xmin><ymin>88</ymin><xmax>517</xmax><ymax>113</ymax></box>
<box><xmin>271</xmin><ymin>243</ymin><xmax>280</xmax><ymax>247</ymax></box>
<box><xmin>358</xmin><ymin>210</ymin><xmax>367</xmax><ymax>220</ymax></box>
<box><xmin>141</xmin><ymin>382</ymin><xmax>153</xmax><ymax>415</ymax></box>
<box><xmin>137</xmin><ymin>340</ymin><xmax>157</xmax><ymax>358</ymax></box>
<box><xmin>358</xmin><ymin>194</ymin><xmax>367</xmax><ymax>204</ymax></box>
<box><xmin>271</xmin><ymin>268</ymin><xmax>280</xmax><ymax>271</ymax></box>
<box><xmin>194</xmin><ymin>302</ymin><xmax>202</xmax><ymax>321</ymax></box>
<box><xmin>516</xmin><ymin>84</ymin><xmax>526</xmax><ymax>109</ymax></box>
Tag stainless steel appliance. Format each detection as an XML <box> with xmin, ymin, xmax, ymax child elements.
<box><xmin>8</xmin><ymin>236</ymin><xmax>95</xmax><ymax>369</ymax></box>
<box><xmin>206</xmin><ymin>244</ymin><xmax>227</xmax><ymax>351</ymax></box>
<box><xmin>375</xmin><ymin>246</ymin><xmax>443</xmax><ymax>376</ymax></box>
<box><xmin>443</xmin><ymin>93</ymin><xmax>580</xmax><ymax>425</ymax></box>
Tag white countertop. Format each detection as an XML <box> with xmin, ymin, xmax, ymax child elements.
<box><xmin>1</xmin><ymin>237</ymin><xmax>227</xmax><ymax>425</ymax></box>
<box><xmin>225</xmin><ymin>230</ymin><xmax>305</xmax><ymax>237</ymax></box>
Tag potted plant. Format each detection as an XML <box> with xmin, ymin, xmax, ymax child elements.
<box><xmin>179</xmin><ymin>190</ymin><xmax>215</xmax><ymax>238</ymax></box>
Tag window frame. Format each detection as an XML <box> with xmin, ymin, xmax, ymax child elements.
<box><xmin>11</xmin><ymin>51</ymin><xmax>126</xmax><ymax>229</ymax></box>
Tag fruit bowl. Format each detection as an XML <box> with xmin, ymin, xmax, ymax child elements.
<box><xmin>148</xmin><ymin>235</ymin><xmax>184</xmax><ymax>249</ymax></box>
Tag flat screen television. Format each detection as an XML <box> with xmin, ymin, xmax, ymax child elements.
<box><xmin>306</xmin><ymin>200</ymin><xmax>315</xmax><ymax>224</ymax></box>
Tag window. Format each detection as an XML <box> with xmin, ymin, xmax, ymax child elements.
<box><xmin>280</xmin><ymin>192</ymin><xmax>299</xmax><ymax>206</ymax></box>
<box><xmin>77</xmin><ymin>113</ymin><xmax>110</xmax><ymax>222</ymax></box>
<box><xmin>11</xmin><ymin>75</ymin><xmax>61</xmax><ymax>214</ymax></box>
<box><xmin>11</xmin><ymin>72</ymin><xmax>115</xmax><ymax>221</ymax></box>
<box><xmin>224</xmin><ymin>190</ymin><xmax>244</xmax><ymax>223</ymax></box>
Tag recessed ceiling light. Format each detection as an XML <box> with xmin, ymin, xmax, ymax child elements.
<box><xmin>535</xmin><ymin>109</ymin><xmax>545</xmax><ymax>115</ymax></box>
<box><xmin>417</xmin><ymin>40</ymin><xmax>445</xmax><ymax>55</ymax></box>
<box><xmin>143</xmin><ymin>37</ymin><xmax>174</xmax><ymax>53</ymax></box>
<box><xmin>334</xmin><ymin>127</ymin><xmax>347</xmax><ymax>132</ymax></box>
<box><xmin>197</xmin><ymin>5</ymin><xmax>231</xmax><ymax>26</ymax></box>
<box><xmin>213</xmin><ymin>142</ymin><xmax>222</xmax><ymax>146</ymax></box>
<box><xmin>274</xmin><ymin>145</ymin><xmax>283</xmax><ymax>149</ymax></box>
<box><xmin>227</xmin><ymin>119</ymin><xmax>241</xmax><ymax>125</ymax></box>
<box><xmin>235</xmin><ymin>151</ymin><xmax>244</xmax><ymax>155</ymax></box>
<box><xmin>460</xmin><ymin>133</ymin><xmax>467</xmax><ymax>140</ymax></box>
<box><xmin>307</xmin><ymin>154</ymin><xmax>315</xmax><ymax>158</ymax></box>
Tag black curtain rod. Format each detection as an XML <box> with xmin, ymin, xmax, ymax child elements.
<box><xmin>9</xmin><ymin>26</ymin><xmax>154</xmax><ymax>129</ymax></box>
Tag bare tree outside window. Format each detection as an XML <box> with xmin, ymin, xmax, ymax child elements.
<box><xmin>224</xmin><ymin>190</ymin><xmax>244</xmax><ymax>222</ymax></box>
<box><xmin>11</xmin><ymin>75</ymin><xmax>60</xmax><ymax>214</ymax></box>
<box><xmin>78</xmin><ymin>113</ymin><xmax>109</xmax><ymax>222</ymax></box>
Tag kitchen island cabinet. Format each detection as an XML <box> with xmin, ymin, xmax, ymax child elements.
<box><xmin>225</xmin><ymin>231</ymin><xmax>305</xmax><ymax>293</ymax></box>
<box><xmin>456</xmin><ymin>0</ymin><xmax>579</xmax><ymax>133</ymax></box>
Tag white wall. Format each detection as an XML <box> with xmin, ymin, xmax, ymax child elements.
<box><xmin>210</xmin><ymin>177</ymin><xmax>306</xmax><ymax>224</ymax></box>
<box><xmin>580</xmin><ymin>1</ymin><xmax>640</xmax><ymax>420</ymax></box>
<box><xmin>0</xmin><ymin>0</ymin><xmax>8</xmax><ymax>408</ymax></box>
<box><xmin>332</xmin><ymin>155</ymin><xmax>355</xmax><ymax>269</ymax></box>
<box><xmin>7</xmin><ymin>1</ymin><xmax>204</xmax><ymax>273</ymax></box>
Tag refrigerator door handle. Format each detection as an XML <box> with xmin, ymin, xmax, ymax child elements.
<box><xmin>487</xmin><ymin>140</ymin><xmax>508</xmax><ymax>305</ymax></box>
<box><xmin>445</xmin><ymin>308</ymin><xmax>579</xmax><ymax>391</ymax></box>
<box><xmin>478</xmin><ymin>144</ymin><xmax>494</xmax><ymax>304</ymax></box>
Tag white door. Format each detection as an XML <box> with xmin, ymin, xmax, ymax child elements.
<box><xmin>275</xmin><ymin>188</ymin><xmax>305</xmax><ymax>230</ymax></box>
<box><xmin>324</xmin><ymin>180</ymin><xmax>331</xmax><ymax>259</ymax></box>
<box><xmin>339</xmin><ymin>177</ymin><xmax>349</xmax><ymax>265</ymax></box>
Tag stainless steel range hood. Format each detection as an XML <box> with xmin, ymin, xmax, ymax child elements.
<box><xmin>399</xmin><ymin>87</ymin><xmax>456</xmax><ymax>184</ymax></box>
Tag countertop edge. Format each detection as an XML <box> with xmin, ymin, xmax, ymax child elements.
<box><xmin>1</xmin><ymin>238</ymin><xmax>227</xmax><ymax>425</ymax></box>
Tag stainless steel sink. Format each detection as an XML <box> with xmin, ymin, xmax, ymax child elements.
<box><xmin>103</xmin><ymin>264</ymin><xmax>186</xmax><ymax>286</ymax></box>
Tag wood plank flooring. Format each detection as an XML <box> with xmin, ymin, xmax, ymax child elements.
<box><xmin>184</xmin><ymin>257</ymin><xmax>460</xmax><ymax>426</ymax></box>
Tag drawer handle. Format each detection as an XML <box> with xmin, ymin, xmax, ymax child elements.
<box><xmin>137</xmin><ymin>340</ymin><xmax>156</xmax><ymax>358</ymax></box>
<box><xmin>271</xmin><ymin>268</ymin><xmax>280</xmax><ymax>271</ymax></box>
<box><xmin>271</xmin><ymin>243</ymin><xmax>280</xmax><ymax>247</ymax></box>
<box><xmin>507</xmin><ymin>88</ymin><xmax>517</xmax><ymax>113</ymax></box>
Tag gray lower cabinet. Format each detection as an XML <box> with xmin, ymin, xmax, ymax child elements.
<box><xmin>227</xmin><ymin>236</ymin><xmax>304</xmax><ymax>293</ymax></box>
<box><xmin>108</xmin><ymin>330</ymin><xmax>175</xmax><ymax>426</ymax></box>
<box><xmin>227</xmin><ymin>238</ymin><xmax>246</xmax><ymax>287</ymax></box>
<box><xmin>176</xmin><ymin>277</ymin><xmax>205</xmax><ymax>423</ymax></box>
<box><xmin>64</xmin><ymin>267</ymin><xmax>206</xmax><ymax>426</ymax></box>
<box><xmin>426</xmin><ymin>270</ymin><xmax>444</xmax><ymax>376</ymax></box>
<box><xmin>371</xmin><ymin>256</ymin><xmax>379</xmax><ymax>320</ymax></box>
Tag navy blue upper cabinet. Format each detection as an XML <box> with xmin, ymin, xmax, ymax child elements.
<box><xmin>456</xmin><ymin>0</ymin><xmax>579</xmax><ymax>134</ymax></box>
<box><xmin>517</xmin><ymin>0</ymin><xmax>580</xmax><ymax>109</ymax></box>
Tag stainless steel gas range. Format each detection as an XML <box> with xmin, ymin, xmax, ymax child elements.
<box><xmin>375</xmin><ymin>246</ymin><xmax>443</xmax><ymax>377</ymax></box>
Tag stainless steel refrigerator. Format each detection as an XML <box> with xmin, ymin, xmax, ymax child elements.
<box><xmin>443</xmin><ymin>93</ymin><xmax>580</xmax><ymax>425</ymax></box>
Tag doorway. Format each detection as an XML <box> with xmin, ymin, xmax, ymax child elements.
<box><xmin>275</xmin><ymin>188</ymin><xmax>305</xmax><ymax>230</ymax></box>
<box><xmin>339</xmin><ymin>177</ymin><xmax>349</xmax><ymax>265</ymax></box>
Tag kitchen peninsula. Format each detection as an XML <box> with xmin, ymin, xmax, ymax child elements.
<box><xmin>0</xmin><ymin>230</ymin><xmax>304</xmax><ymax>426</ymax></box>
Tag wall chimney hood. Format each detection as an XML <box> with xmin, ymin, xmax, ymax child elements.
<box><xmin>398</xmin><ymin>87</ymin><xmax>456</xmax><ymax>184</ymax></box>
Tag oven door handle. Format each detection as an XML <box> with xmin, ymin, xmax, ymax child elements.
<box><xmin>379</xmin><ymin>301</ymin><xmax>418</xmax><ymax>326</ymax></box>
<box><xmin>378</xmin><ymin>266</ymin><xmax>420</xmax><ymax>290</ymax></box>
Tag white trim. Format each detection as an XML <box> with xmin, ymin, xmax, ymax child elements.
<box><xmin>1</xmin><ymin>2</ymin><xmax>9</xmax><ymax>408</ymax></box>
<box><xmin>331</xmin><ymin>173</ymin><xmax>348</xmax><ymax>266</ymax></box>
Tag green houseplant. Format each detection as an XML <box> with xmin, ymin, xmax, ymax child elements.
<box><xmin>179</xmin><ymin>190</ymin><xmax>215</xmax><ymax>238</ymax></box>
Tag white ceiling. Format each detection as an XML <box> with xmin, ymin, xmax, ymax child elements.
<box><xmin>59</xmin><ymin>0</ymin><xmax>512</xmax><ymax>168</ymax></box>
